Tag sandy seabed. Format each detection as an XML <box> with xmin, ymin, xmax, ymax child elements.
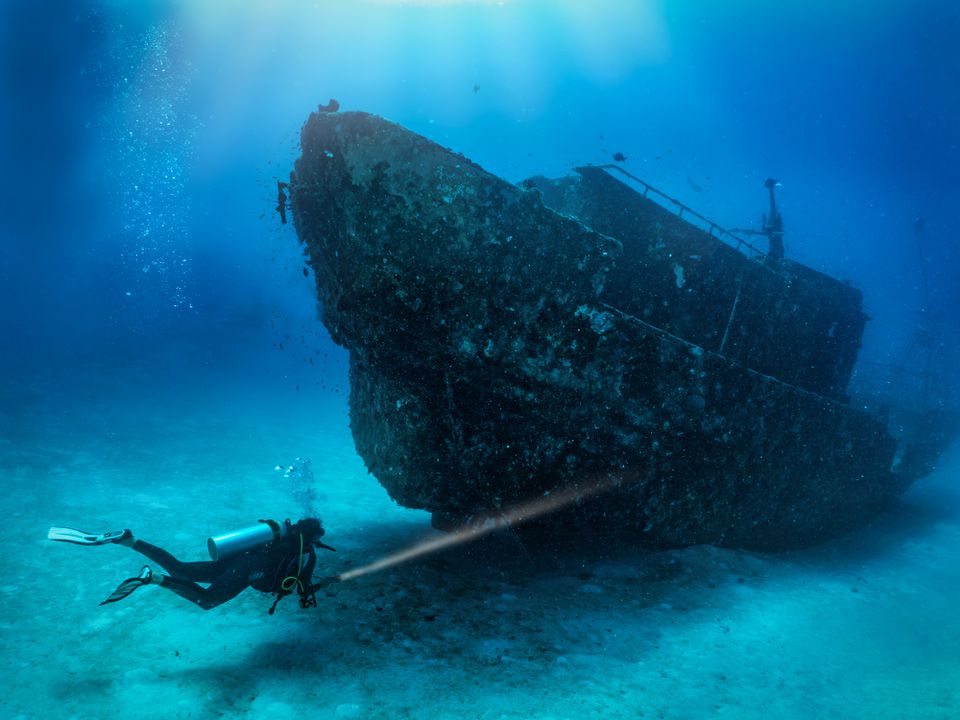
<box><xmin>2</xmin><ymin>365</ymin><xmax>958</xmax><ymax>720</ymax></box>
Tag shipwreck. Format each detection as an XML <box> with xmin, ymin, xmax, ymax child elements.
<box><xmin>288</xmin><ymin>109</ymin><xmax>953</xmax><ymax>551</ymax></box>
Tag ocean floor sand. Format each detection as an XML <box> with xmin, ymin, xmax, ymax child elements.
<box><xmin>2</xmin><ymin>362</ymin><xmax>958</xmax><ymax>720</ymax></box>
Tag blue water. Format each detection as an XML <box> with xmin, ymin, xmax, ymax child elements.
<box><xmin>2</xmin><ymin>2</ymin><xmax>958</xmax><ymax>718</ymax></box>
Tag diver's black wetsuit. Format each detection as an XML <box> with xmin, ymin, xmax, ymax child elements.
<box><xmin>132</xmin><ymin>538</ymin><xmax>317</xmax><ymax>611</ymax></box>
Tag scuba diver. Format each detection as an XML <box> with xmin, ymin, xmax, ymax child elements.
<box><xmin>48</xmin><ymin>518</ymin><xmax>335</xmax><ymax>613</ymax></box>
<box><xmin>276</xmin><ymin>180</ymin><xmax>290</xmax><ymax>225</ymax></box>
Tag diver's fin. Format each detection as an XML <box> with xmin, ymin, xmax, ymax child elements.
<box><xmin>100</xmin><ymin>566</ymin><xmax>152</xmax><ymax>606</ymax></box>
<box><xmin>47</xmin><ymin>527</ymin><xmax>132</xmax><ymax>545</ymax></box>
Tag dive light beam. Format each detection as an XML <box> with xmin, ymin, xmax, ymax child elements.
<box><xmin>337</xmin><ymin>474</ymin><xmax>621</xmax><ymax>582</ymax></box>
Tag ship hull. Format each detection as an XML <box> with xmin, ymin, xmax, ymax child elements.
<box><xmin>291</xmin><ymin>111</ymin><xmax>905</xmax><ymax>550</ymax></box>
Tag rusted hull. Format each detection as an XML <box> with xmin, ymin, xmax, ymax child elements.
<box><xmin>291</xmin><ymin>111</ymin><xmax>907</xmax><ymax>550</ymax></box>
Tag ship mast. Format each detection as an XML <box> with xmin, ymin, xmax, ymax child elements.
<box><xmin>763</xmin><ymin>178</ymin><xmax>785</xmax><ymax>261</ymax></box>
<box><xmin>729</xmin><ymin>177</ymin><xmax>785</xmax><ymax>261</ymax></box>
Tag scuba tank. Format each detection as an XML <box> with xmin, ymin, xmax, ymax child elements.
<box><xmin>207</xmin><ymin>519</ymin><xmax>287</xmax><ymax>561</ymax></box>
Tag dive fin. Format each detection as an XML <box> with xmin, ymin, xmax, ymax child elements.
<box><xmin>47</xmin><ymin>527</ymin><xmax>131</xmax><ymax>545</ymax></box>
<box><xmin>100</xmin><ymin>566</ymin><xmax>152</xmax><ymax>605</ymax></box>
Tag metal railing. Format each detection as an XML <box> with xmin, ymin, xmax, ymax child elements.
<box><xmin>592</xmin><ymin>164</ymin><xmax>771</xmax><ymax>261</ymax></box>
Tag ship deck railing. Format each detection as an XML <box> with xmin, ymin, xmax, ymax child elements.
<box><xmin>594</xmin><ymin>164</ymin><xmax>775</xmax><ymax>267</ymax></box>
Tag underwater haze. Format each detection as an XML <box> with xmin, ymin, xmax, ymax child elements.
<box><xmin>2</xmin><ymin>1</ymin><xmax>958</xmax><ymax>719</ymax></box>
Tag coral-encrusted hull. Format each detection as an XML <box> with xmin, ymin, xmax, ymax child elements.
<box><xmin>291</xmin><ymin>110</ymin><xmax>903</xmax><ymax>550</ymax></box>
